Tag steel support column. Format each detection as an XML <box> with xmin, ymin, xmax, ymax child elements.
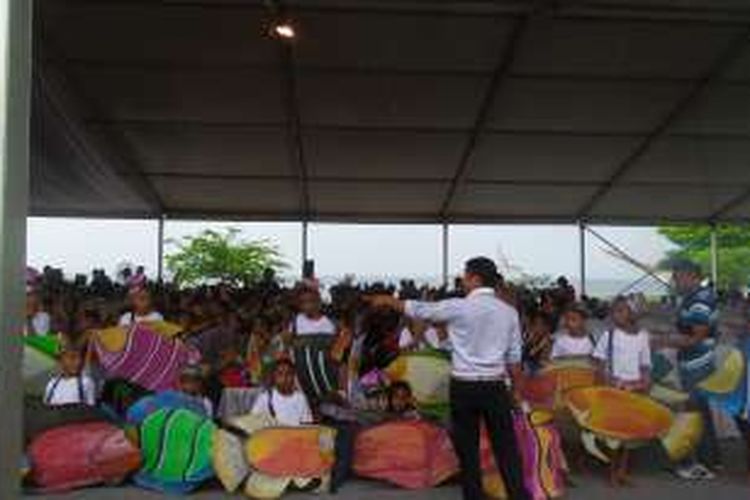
<box><xmin>301</xmin><ymin>220</ymin><xmax>309</xmax><ymax>277</ymax></box>
<box><xmin>156</xmin><ymin>216</ymin><xmax>165</xmax><ymax>282</ymax></box>
<box><xmin>710</xmin><ymin>225</ymin><xmax>719</xmax><ymax>291</ymax></box>
<box><xmin>579</xmin><ymin>221</ymin><xmax>587</xmax><ymax>297</ymax></box>
<box><xmin>442</xmin><ymin>223</ymin><xmax>449</xmax><ymax>287</ymax></box>
<box><xmin>0</xmin><ymin>0</ymin><xmax>32</xmax><ymax>496</ymax></box>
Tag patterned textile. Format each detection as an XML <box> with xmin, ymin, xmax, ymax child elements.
<box><xmin>94</xmin><ymin>323</ymin><xmax>200</xmax><ymax>392</ymax></box>
<box><xmin>292</xmin><ymin>335</ymin><xmax>340</xmax><ymax>404</ymax></box>
<box><xmin>353</xmin><ymin>420</ymin><xmax>459</xmax><ymax>489</ymax></box>
<box><xmin>28</xmin><ymin>421</ymin><xmax>141</xmax><ymax>493</ymax></box>
<box><xmin>126</xmin><ymin>390</ymin><xmax>209</xmax><ymax>426</ymax></box>
<box><xmin>134</xmin><ymin>408</ymin><xmax>216</xmax><ymax>494</ymax></box>
<box><xmin>481</xmin><ymin>413</ymin><xmax>567</xmax><ymax>499</ymax></box>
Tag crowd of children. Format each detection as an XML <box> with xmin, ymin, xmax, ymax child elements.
<box><xmin>23</xmin><ymin>262</ymin><xmax>750</xmax><ymax>494</ymax></box>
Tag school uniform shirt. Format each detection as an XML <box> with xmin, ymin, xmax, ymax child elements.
<box><xmin>404</xmin><ymin>287</ymin><xmax>522</xmax><ymax>379</ymax></box>
<box><xmin>398</xmin><ymin>326</ymin><xmax>451</xmax><ymax>351</ymax></box>
<box><xmin>593</xmin><ymin>328</ymin><xmax>651</xmax><ymax>383</ymax></box>
<box><xmin>250</xmin><ymin>388</ymin><xmax>313</xmax><ymax>426</ymax></box>
<box><xmin>26</xmin><ymin>311</ymin><xmax>51</xmax><ymax>336</ymax></box>
<box><xmin>293</xmin><ymin>313</ymin><xmax>336</xmax><ymax>336</ymax></box>
<box><xmin>44</xmin><ymin>374</ymin><xmax>97</xmax><ymax>406</ymax></box>
<box><xmin>118</xmin><ymin>311</ymin><xmax>164</xmax><ymax>327</ymax></box>
<box><xmin>550</xmin><ymin>331</ymin><xmax>594</xmax><ymax>359</ymax></box>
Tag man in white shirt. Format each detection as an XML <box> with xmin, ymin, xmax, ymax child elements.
<box><xmin>251</xmin><ymin>358</ymin><xmax>313</xmax><ymax>426</ymax></box>
<box><xmin>369</xmin><ymin>257</ymin><xmax>529</xmax><ymax>500</ymax></box>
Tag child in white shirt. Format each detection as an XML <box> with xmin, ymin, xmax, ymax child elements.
<box><xmin>593</xmin><ymin>297</ymin><xmax>651</xmax><ymax>391</ymax></box>
<box><xmin>550</xmin><ymin>304</ymin><xmax>594</xmax><ymax>360</ymax></box>
<box><xmin>289</xmin><ymin>287</ymin><xmax>336</xmax><ymax>337</ymax></box>
<box><xmin>592</xmin><ymin>296</ymin><xmax>651</xmax><ymax>487</ymax></box>
<box><xmin>251</xmin><ymin>358</ymin><xmax>313</xmax><ymax>426</ymax></box>
<box><xmin>44</xmin><ymin>346</ymin><xmax>96</xmax><ymax>406</ymax></box>
<box><xmin>118</xmin><ymin>287</ymin><xmax>164</xmax><ymax>327</ymax></box>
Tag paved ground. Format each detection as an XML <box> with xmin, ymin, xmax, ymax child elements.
<box><xmin>28</xmin><ymin>442</ymin><xmax>749</xmax><ymax>500</ymax></box>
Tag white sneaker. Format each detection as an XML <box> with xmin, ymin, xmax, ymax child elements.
<box><xmin>675</xmin><ymin>464</ymin><xmax>716</xmax><ymax>481</ymax></box>
<box><xmin>692</xmin><ymin>464</ymin><xmax>716</xmax><ymax>480</ymax></box>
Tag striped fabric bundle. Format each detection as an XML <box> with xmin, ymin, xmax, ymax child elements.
<box><xmin>94</xmin><ymin>324</ymin><xmax>200</xmax><ymax>392</ymax></box>
<box><xmin>292</xmin><ymin>335</ymin><xmax>340</xmax><ymax>404</ymax></box>
<box><xmin>134</xmin><ymin>408</ymin><xmax>216</xmax><ymax>494</ymax></box>
<box><xmin>481</xmin><ymin>412</ymin><xmax>567</xmax><ymax>500</ymax></box>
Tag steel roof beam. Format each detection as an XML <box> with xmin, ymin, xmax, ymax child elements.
<box><xmin>575</xmin><ymin>25</ymin><xmax>750</xmax><ymax>220</ymax></box>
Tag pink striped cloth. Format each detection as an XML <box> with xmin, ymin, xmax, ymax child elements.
<box><xmin>95</xmin><ymin>323</ymin><xmax>200</xmax><ymax>392</ymax></box>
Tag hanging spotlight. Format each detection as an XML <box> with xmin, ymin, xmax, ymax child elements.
<box><xmin>272</xmin><ymin>21</ymin><xmax>295</xmax><ymax>40</ymax></box>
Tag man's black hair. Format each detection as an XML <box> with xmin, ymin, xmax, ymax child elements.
<box><xmin>464</xmin><ymin>257</ymin><xmax>499</xmax><ymax>288</ymax></box>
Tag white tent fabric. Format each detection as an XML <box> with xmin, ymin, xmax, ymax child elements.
<box><xmin>31</xmin><ymin>0</ymin><xmax>750</xmax><ymax>223</ymax></box>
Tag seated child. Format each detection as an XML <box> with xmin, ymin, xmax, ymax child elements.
<box><xmin>44</xmin><ymin>345</ymin><xmax>96</xmax><ymax>406</ymax></box>
<box><xmin>177</xmin><ymin>365</ymin><xmax>214</xmax><ymax>418</ymax></box>
<box><xmin>387</xmin><ymin>381</ymin><xmax>420</xmax><ymax>420</ymax></box>
<box><xmin>592</xmin><ymin>296</ymin><xmax>651</xmax><ymax>486</ymax></box>
<box><xmin>550</xmin><ymin>303</ymin><xmax>594</xmax><ymax>360</ymax></box>
<box><xmin>251</xmin><ymin>358</ymin><xmax>313</xmax><ymax>426</ymax></box>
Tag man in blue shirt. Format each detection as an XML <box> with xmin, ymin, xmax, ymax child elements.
<box><xmin>661</xmin><ymin>259</ymin><xmax>720</xmax><ymax>480</ymax></box>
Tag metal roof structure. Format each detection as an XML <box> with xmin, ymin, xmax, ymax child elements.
<box><xmin>31</xmin><ymin>0</ymin><xmax>750</xmax><ymax>224</ymax></box>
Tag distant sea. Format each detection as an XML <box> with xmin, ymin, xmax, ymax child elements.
<box><xmin>312</xmin><ymin>275</ymin><xmax>669</xmax><ymax>299</ymax></box>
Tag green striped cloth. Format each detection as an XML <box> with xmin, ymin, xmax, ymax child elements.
<box><xmin>134</xmin><ymin>408</ymin><xmax>216</xmax><ymax>494</ymax></box>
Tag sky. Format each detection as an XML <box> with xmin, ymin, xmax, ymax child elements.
<box><xmin>26</xmin><ymin>217</ymin><xmax>675</xmax><ymax>292</ymax></box>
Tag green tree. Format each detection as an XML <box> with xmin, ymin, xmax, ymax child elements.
<box><xmin>165</xmin><ymin>228</ymin><xmax>287</xmax><ymax>287</ymax></box>
<box><xmin>659</xmin><ymin>225</ymin><xmax>750</xmax><ymax>290</ymax></box>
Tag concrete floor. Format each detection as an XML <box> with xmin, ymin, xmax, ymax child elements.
<box><xmin>27</xmin><ymin>442</ymin><xmax>749</xmax><ymax>500</ymax></box>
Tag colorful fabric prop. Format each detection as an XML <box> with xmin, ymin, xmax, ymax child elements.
<box><xmin>521</xmin><ymin>359</ymin><xmax>597</xmax><ymax>411</ymax></box>
<box><xmin>28</xmin><ymin>421</ymin><xmax>141</xmax><ymax>493</ymax></box>
<box><xmin>384</xmin><ymin>350</ymin><xmax>451</xmax><ymax>406</ymax></box>
<box><xmin>661</xmin><ymin>412</ymin><xmax>704</xmax><ymax>462</ymax></box>
<box><xmin>565</xmin><ymin>387</ymin><xmax>674</xmax><ymax>463</ymax></box>
<box><xmin>353</xmin><ymin>420</ymin><xmax>459</xmax><ymax>489</ymax></box>
<box><xmin>213</xmin><ymin>429</ymin><xmax>249</xmax><ymax>493</ymax></box>
<box><xmin>566</xmin><ymin>387</ymin><xmax>673</xmax><ymax>442</ymax></box>
<box><xmin>292</xmin><ymin>335</ymin><xmax>340</xmax><ymax>404</ymax></box>
<box><xmin>142</xmin><ymin>321</ymin><xmax>183</xmax><ymax>339</ymax></box>
<box><xmin>134</xmin><ymin>408</ymin><xmax>216</xmax><ymax>494</ymax></box>
<box><xmin>481</xmin><ymin>411</ymin><xmax>567</xmax><ymax>500</ymax></box>
<box><xmin>698</xmin><ymin>340</ymin><xmax>750</xmax><ymax>420</ymax></box>
<box><xmin>214</xmin><ymin>414</ymin><xmax>336</xmax><ymax>499</ymax></box>
<box><xmin>24</xmin><ymin>395</ymin><xmax>110</xmax><ymax>445</ymax></box>
<box><xmin>126</xmin><ymin>390</ymin><xmax>209</xmax><ymax>426</ymax></box>
<box><xmin>94</xmin><ymin>323</ymin><xmax>200</xmax><ymax>392</ymax></box>
<box><xmin>24</xmin><ymin>334</ymin><xmax>60</xmax><ymax>358</ymax></box>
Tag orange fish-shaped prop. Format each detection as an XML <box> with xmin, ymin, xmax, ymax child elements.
<box><xmin>521</xmin><ymin>359</ymin><xmax>597</xmax><ymax>411</ymax></box>
<box><xmin>213</xmin><ymin>414</ymin><xmax>336</xmax><ymax>499</ymax></box>
<box><xmin>565</xmin><ymin>386</ymin><xmax>675</xmax><ymax>463</ymax></box>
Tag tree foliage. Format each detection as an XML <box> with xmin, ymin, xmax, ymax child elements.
<box><xmin>659</xmin><ymin>225</ymin><xmax>750</xmax><ymax>289</ymax></box>
<box><xmin>165</xmin><ymin>228</ymin><xmax>287</xmax><ymax>287</ymax></box>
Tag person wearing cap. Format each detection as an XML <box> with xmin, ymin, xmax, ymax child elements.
<box><xmin>367</xmin><ymin>256</ymin><xmax>529</xmax><ymax>500</ymax></box>
<box><xmin>658</xmin><ymin>258</ymin><xmax>720</xmax><ymax>480</ymax></box>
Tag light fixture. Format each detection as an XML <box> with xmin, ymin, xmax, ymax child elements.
<box><xmin>273</xmin><ymin>22</ymin><xmax>295</xmax><ymax>39</ymax></box>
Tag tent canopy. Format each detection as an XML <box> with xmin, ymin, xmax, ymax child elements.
<box><xmin>31</xmin><ymin>0</ymin><xmax>750</xmax><ymax>224</ymax></box>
